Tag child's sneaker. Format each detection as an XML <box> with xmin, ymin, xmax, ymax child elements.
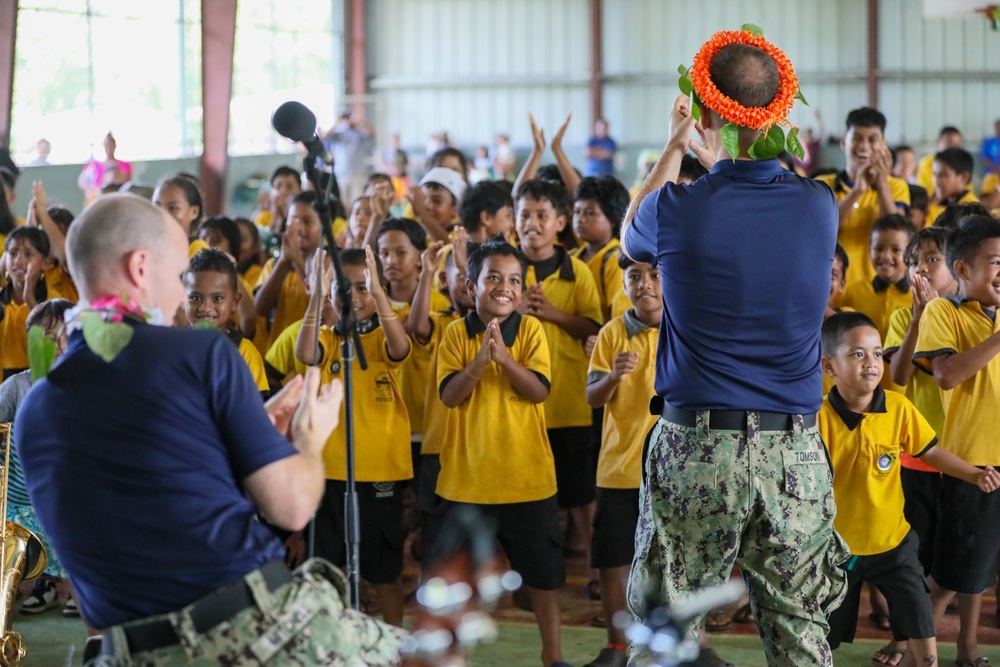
<box><xmin>62</xmin><ymin>594</ymin><xmax>80</xmax><ymax>617</ymax></box>
<box><xmin>18</xmin><ymin>577</ymin><xmax>59</xmax><ymax>614</ymax></box>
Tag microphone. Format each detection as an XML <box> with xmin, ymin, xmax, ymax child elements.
<box><xmin>271</xmin><ymin>101</ymin><xmax>334</xmax><ymax>165</ymax></box>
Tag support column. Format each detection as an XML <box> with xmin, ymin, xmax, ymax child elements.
<box><xmin>0</xmin><ymin>0</ymin><xmax>18</xmax><ymax>149</ymax></box>
<box><xmin>200</xmin><ymin>0</ymin><xmax>236</xmax><ymax>216</ymax></box>
<box><xmin>589</xmin><ymin>0</ymin><xmax>603</xmax><ymax>125</ymax></box>
<box><xmin>867</xmin><ymin>0</ymin><xmax>879</xmax><ymax>108</ymax></box>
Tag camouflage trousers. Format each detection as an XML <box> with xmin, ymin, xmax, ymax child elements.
<box><xmin>627</xmin><ymin>413</ymin><xmax>849</xmax><ymax>667</ymax></box>
<box><xmin>90</xmin><ymin>559</ymin><xmax>405</xmax><ymax>666</ymax></box>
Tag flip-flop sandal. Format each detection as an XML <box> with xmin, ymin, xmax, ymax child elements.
<box><xmin>868</xmin><ymin>610</ymin><xmax>892</xmax><ymax>631</ymax></box>
<box><xmin>704</xmin><ymin>608</ymin><xmax>732</xmax><ymax>633</ymax></box>
<box><xmin>697</xmin><ymin>647</ymin><xmax>735</xmax><ymax>667</ymax></box>
<box><xmin>955</xmin><ymin>659</ymin><xmax>990</xmax><ymax>667</ymax></box>
<box><xmin>871</xmin><ymin>644</ymin><xmax>906</xmax><ymax>667</ymax></box>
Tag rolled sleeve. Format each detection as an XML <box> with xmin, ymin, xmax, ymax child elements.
<box><xmin>622</xmin><ymin>190</ymin><xmax>659</xmax><ymax>264</ymax></box>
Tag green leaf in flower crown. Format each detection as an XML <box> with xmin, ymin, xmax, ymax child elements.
<box><xmin>794</xmin><ymin>88</ymin><xmax>810</xmax><ymax>107</ymax></box>
<box><xmin>678</xmin><ymin>75</ymin><xmax>693</xmax><ymax>96</ymax></box>
<box><xmin>81</xmin><ymin>312</ymin><xmax>134</xmax><ymax>363</ymax></box>
<box><xmin>719</xmin><ymin>123</ymin><xmax>741</xmax><ymax>162</ymax></box>
<box><xmin>677</xmin><ymin>64</ymin><xmax>689</xmax><ymax>76</ymax></box>
<box><xmin>193</xmin><ymin>321</ymin><xmax>216</xmax><ymax>331</ymax></box>
<box><xmin>786</xmin><ymin>127</ymin><xmax>805</xmax><ymax>160</ymax></box>
<box><xmin>749</xmin><ymin>125</ymin><xmax>786</xmax><ymax>160</ymax></box>
<box><xmin>27</xmin><ymin>325</ymin><xmax>56</xmax><ymax>381</ymax></box>
<box><xmin>690</xmin><ymin>95</ymin><xmax>701</xmax><ymax>121</ymax></box>
<box><xmin>741</xmin><ymin>23</ymin><xmax>764</xmax><ymax>36</ymax></box>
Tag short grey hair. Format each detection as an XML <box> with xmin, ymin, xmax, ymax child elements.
<box><xmin>66</xmin><ymin>194</ymin><xmax>173</xmax><ymax>300</ymax></box>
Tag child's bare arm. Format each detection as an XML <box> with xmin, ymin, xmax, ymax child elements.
<box><xmin>930</xmin><ymin>332</ymin><xmax>1000</xmax><ymax>390</ymax></box>
<box><xmin>623</xmin><ymin>95</ymin><xmax>692</xmax><ymax>228</ymax></box>
<box><xmin>440</xmin><ymin>335</ymin><xmax>492</xmax><ymax>408</ymax></box>
<box><xmin>921</xmin><ymin>448</ymin><xmax>1000</xmax><ymax>492</ymax></box>
<box><xmin>406</xmin><ymin>186</ymin><xmax>451</xmax><ymax>244</ymax></box>
<box><xmin>586</xmin><ymin>352</ymin><xmax>637</xmax><ymax>407</ymax></box>
<box><xmin>550</xmin><ymin>114</ymin><xmax>581</xmax><ymax>196</ymax></box>
<box><xmin>890</xmin><ymin>276</ymin><xmax>936</xmax><ymax>387</ymax></box>
<box><xmin>512</xmin><ymin>114</ymin><xmax>545</xmax><ymax>197</ymax></box>
<box><xmin>295</xmin><ymin>253</ymin><xmax>325</xmax><ymax>367</ymax></box>
<box><xmin>32</xmin><ymin>183</ymin><xmax>67</xmax><ymax>267</ymax></box>
<box><xmin>359</xmin><ymin>182</ymin><xmax>394</xmax><ymax>249</ymax></box>
<box><xmin>366</xmin><ymin>246</ymin><xmax>410</xmax><ymax>361</ymax></box>
<box><xmin>489</xmin><ymin>320</ymin><xmax>549</xmax><ymax>403</ymax></box>
<box><xmin>522</xmin><ymin>285</ymin><xmax>600</xmax><ymax>341</ymax></box>
<box><xmin>409</xmin><ymin>241</ymin><xmax>444</xmax><ymax>343</ymax></box>
<box><xmin>255</xmin><ymin>231</ymin><xmax>299</xmax><ymax>316</ymax></box>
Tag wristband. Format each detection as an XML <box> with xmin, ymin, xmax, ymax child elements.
<box><xmin>464</xmin><ymin>367</ymin><xmax>481</xmax><ymax>380</ymax></box>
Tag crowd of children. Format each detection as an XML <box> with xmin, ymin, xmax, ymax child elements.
<box><xmin>1</xmin><ymin>103</ymin><xmax>1000</xmax><ymax>667</ymax></box>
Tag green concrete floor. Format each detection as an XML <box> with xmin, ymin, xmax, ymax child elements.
<box><xmin>14</xmin><ymin>612</ymin><xmax>1000</xmax><ymax>666</ymax></box>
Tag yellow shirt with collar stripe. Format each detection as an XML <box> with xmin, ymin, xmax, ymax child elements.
<box><xmin>928</xmin><ymin>189</ymin><xmax>979</xmax><ymax>227</ymax></box>
<box><xmin>316</xmin><ymin>325</ymin><xmax>412</xmax><ymax>482</ymax></box>
<box><xmin>418</xmin><ymin>309</ymin><xmax>463</xmax><ymax>456</ymax></box>
<box><xmin>838</xmin><ymin>275</ymin><xmax>912</xmax><ymax>393</ymax></box>
<box><xmin>0</xmin><ymin>272</ymin><xmax>72</xmax><ymax>371</ymax></box>
<box><xmin>914</xmin><ymin>295</ymin><xmax>1000</xmax><ymax>466</ymax></box>
<box><xmin>570</xmin><ymin>239</ymin><xmax>623</xmax><ymax>323</ymax></box>
<box><xmin>816</xmin><ymin>172</ymin><xmax>910</xmax><ymax>288</ymax></box>
<box><xmin>435</xmin><ymin>312</ymin><xmax>556</xmax><ymax>504</ymax></box>
<box><xmin>238</xmin><ymin>336</ymin><xmax>269</xmax><ymax>392</ymax></box>
<box><xmin>587</xmin><ymin>311</ymin><xmax>658</xmax><ymax>489</ymax></box>
<box><xmin>819</xmin><ymin>386</ymin><xmax>937</xmax><ymax>555</ymax></box>
<box><xmin>525</xmin><ymin>249</ymin><xmax>604</xmax><ymax>429</ymax></box>
<box><xmin>254</xmin><ymin>258</ymin><xmax>310</xmax><ymax>351</ymax></box>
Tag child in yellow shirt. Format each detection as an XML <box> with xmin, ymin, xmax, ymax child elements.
<box><xmin>819</xmin><ymin>312</ymin><xmax>999</xmax><ymax>666</ymax></box>
<box><xmin>927</xmin><ymin>148</ymin><xmax>979</xmax><ymax>226</ymax></box>
<box><xmin>584</xmin><ymin>253</ymin><xmax>660</xmax><ymax>667</ymax></box>
<box><xmin>183</xmin><ymin>249</ymin><xmax>269</xmax><ymax>398</ymax></box>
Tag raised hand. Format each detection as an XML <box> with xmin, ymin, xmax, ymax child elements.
<box><xmin>529</xmin><ymin>113</ymin><xmax>546</xmax><ymax>153</ymax></box>
<box><xmin>291</xmin><ymin>367</ymin><xmax>345</xmax><ymax>449</ymax></box>
<box><xmin>910</xmin><ymin>273</ymin><xmax>938</xmax><ymax>320</ymax></box>
<box><xmin>452</xmin><ymin>227</ymin><xmax>470</xmax><ymax>273</ymax></box>
<box><xmin>522</xmin><ymin>284</ymin><xmax>558</xmax><ymax>322</ymax></box>
<box><xmin>265</xmin><ymin>374</ymin><xmax>306</xmax><ymax>437</ymax></box>
<box><xmin>550</xmin><ymin>113</ymin><xmax>572</xmax><ymax>152</ymax></box>
<box><xmin>280</xmin><ymin>225</ymin><xmax>306</xmax><ymax>269</ymax></box>
<box><xmin>689</xmin><ymin>120</ymin><xmax>720</xmax><ymax>170</ymax></box>
<box><xmin>421</xmin><ymin>240</ymin><xmax>446</xmax><ymax>276</ymax></box>
<box><xmin>609</xmin><ymin>351</ymin><xmax>639</xmax><ymax>382</ymax></box>
<box><xmin>364</xmin><ymin>245</ymin><xmax>386</xmax><ymax>301</ymax></box>
<box><xmin>667</xmin><ymin>94</ymin><xmax>697</xmax><ymax>151</ymax></box>
<box><xmin>371</xmin><ymin>181</ymin><xmax>394</xmax><ymax>221</ymax></box>
<box><xmin>407</xmin><ymin>185</ymin><xmax>429</xmax><ymax>220</ymax></box>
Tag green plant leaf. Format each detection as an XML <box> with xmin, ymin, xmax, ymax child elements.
<box><xmin>719</xmin><ymin>123</ymin><xmax>741</xmax><ymax>162</ymax></box>
<box><xmin>27</xmin><ymin>326</ymin><xmax>56</xmax><ymax>381</ymax></box>
<box><xmin>786</xmin><ymin>127</ymin><xmax>805</xmax><ymax>160</ymax></box>
<box><xmin>81</xmin><ymin>313</ymin><xmax>134</xmax><ymax>363</ymax></box>
<box><xmin>677</xmin><ymin>64</ymin><xmax>689</xmax><ymax>76</ymax></box>
<box><xmin>193</xmin><ymin>321</ymin><xmax>216</xmax><ymax>331</ymax></box>
<box><xmin>678</xmin><ymin>75</ymin><xmax>693</xmax><ymax>96</ymax></box>
<box><xmin>749</xmin><ymin>125</ymin><xmax>786</xmax><ymax>160</ymax></box>
<box><xmin>690</xmin><ymin>95</ymin><xmax>701</xmax><ymax>121</ymax></box>
<box><xmin>794</xmin><ymin>88</ymin><xmax>810</xmax><ymax>107</ymax></box>
<box><xmin>741</xmin><ymin>23</ymin><xmax>764</xmax><ymax>36</ymax></box>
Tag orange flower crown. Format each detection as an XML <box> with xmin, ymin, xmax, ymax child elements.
<box><xmin>678</xmin><ymin>24</ymin><xmax>808</xmax><ymax>161</ymax></box>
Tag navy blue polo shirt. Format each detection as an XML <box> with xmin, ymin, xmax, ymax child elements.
<box><xmin>16</xmin><ymin>323</ymin><xmax>296</xmax><ymax>628</ymax></box>
<box><xmin>622</xmin><ymin>158</ymin><xmax>837</xmax><ymax>413</ymax></box>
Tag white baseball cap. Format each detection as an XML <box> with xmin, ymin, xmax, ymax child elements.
<box><xmin>419</xmin><ymin>167</ymin><xmax>467</xmax><ymax>202</ymax></box>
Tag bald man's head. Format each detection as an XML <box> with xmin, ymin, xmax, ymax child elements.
<box><xmin>67</xmin><ymin>194</ymin><xmax>183</xmax><ymax>301</ymax></box>
<box><xmin>709</xmin><ymin>44</ymin><xmax>780</xmax><ymax>113</ymax></box>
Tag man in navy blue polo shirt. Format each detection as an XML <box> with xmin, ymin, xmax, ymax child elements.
<box><xmin>621</xmin><ymin>38</ymin><xmax>848</xmax><ymax>666</ymax></box>
<box><xmin>16</xmin><ymin>195</ymin><xmax>403</xmax><ymax>664</ymax></box>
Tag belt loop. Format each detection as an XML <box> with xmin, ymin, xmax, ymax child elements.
<box><xmin>103</xmin><ymin>625</ymin><xmax>133</xmax><ymax>661</ymax></box>
<box><xmin>696</xmin><ymin>410</ymin><xmax>710</xmax><ymax>442</ymax></box>
<box><xmin>168</xmin><ymin>608</ymin><xmax>204</xmax><ymax>660</ymax></box>
<box><xmin>791</xmin><ymin>413</ymin><xmax>805</xmax><ymax>433</ymax></box>
<box><xmin>746</xmin><ymin>411</ymin><xmax>760</xmax><ymax>447</ymax></box>
<box><xmin>245</xmin><ymin>567</ymin><xmax>277</xmax><ymax>617</ymax></box>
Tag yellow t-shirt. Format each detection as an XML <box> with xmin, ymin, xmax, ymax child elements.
<box><xmin>838</xmin><ymin>276</ymin><xmax>912</xmax><ymax>393</ymax></box>
<box><xmin>188</xmin><ymin>239</ymin><xmax>210</xmax><ymax>258</ymax></box>
<box><xmin>418</xmin><ymin>310</ymin><xmax>462</xmax><ymax>456</ymax></box>
<box><xmin>916</xmin><ymin>154</ymin><xmax>935</xmax><ymax>197</ymax></box>
<box><xmin>928</xmin><ymin>189</ymin><xmax>979</xmax><ymax>227</ymax></box>
<box><xmin>436</xmin><ymin>312</ymin><xmax>556</xmax><ymax>504</ymax></box>
<box><xmin>819</xmin><ymin>386</ymin><xmax>937</xmax><ymax>555</ymax></box>
<box><xmin>610</xmin><ymin>288</ymin><xmax>631</xmax><ymax>320</ymax></box>
<box><xmin>389</xmin><ymin>291</ymin><xmax>452</xmax><ymax>438</ymax></box>
<box><xmin>254</xmin><ymin>258</ymin><xmax>310</xmax><ymax>350</ymax></box>
<box><xmin>981</xmin><ymin>172</ymin><xmax>999</xmax><ymax>200</ymax></box>
<box><xmin>0</xmin><ymin>301</ymin><xmax>30</xmax><ymax>371</ymax></box>
<box><xmin>44</xmin><ymin>265</ymin><xmax>79</xmax><ymax>304</ymax></box>
<box><xmin>241</xmin><ymin>264</ymin><xmax>270</xmax><ymax>356</ymax></box>
<box><xmin>587</xmin><ymin>311</ymin><xmax>658</xmax><ymax>489</ymax></box>
<box><xmin>525</xmin><ymin>250</ymin><xmax>604</xmax><ymax>429</ymax></box>
<box><xmin>316</xmin><ymin>325</ymin><xmax>412</xmax><ymax>482</ymax></box>
<box><xmin>914</xmin><ymin>295</ymin><xmax>1000</xmax><ymax>466</ymax></box>
<box><xmin>570</xmin><ymin>239</ymin><xmax>623</xmax><ymax>323</ymax></box>
<box><xmin>816</xmin><ymin>172</ymin><xmax>910</xmax><ymax>288</ymax></box>
<box><xmin>238</xmin><ymin>336</ymin><xmax>269</xmax><ymax>392</ymax></box>
<box><xmin>884</xmin><ymin>306</ymin><xmax>947</xmax><ymax>473</ymax></box>
<box><xmin>263</xmin><ymin>319</ymin><xmax>308</xmax><ymax>383</ymax></box>
<box><xmin>254</xmin><ymin>210</ymin><xmax>273</xmax><ymax>231</ymax></box>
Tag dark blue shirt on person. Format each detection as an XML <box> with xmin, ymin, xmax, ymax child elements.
<box><xmin>585</xmin><ymin>137</ymin><xmax>616</xmax><ymax>177</ymax></box>
<box><xmin>622</xmin><ymin>158</ymin><xmax>837</xmax><ymax>414</ymax></box>
<box><xmin>16</xmin><ymin>323</ymin><xmax>296</xmax><ymax>629</ymax></box>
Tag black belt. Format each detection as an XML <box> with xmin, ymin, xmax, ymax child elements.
<box><xmin>650</xmin><ymin>396</ymin><xmax>816</xmax><ymax>431</ymax></box>
<box><xmin>102</xmin><ymin>559</ymin><xmax>292</xmax><ymax>656</ymax></box>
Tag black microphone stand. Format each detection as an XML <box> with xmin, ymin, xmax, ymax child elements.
<box><xmin>302</xmin><ymin>154</ymin><xmax>366</xmax><ymax>611</ymax></box>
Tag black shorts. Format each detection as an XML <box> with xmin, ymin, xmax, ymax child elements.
<box><xmin>827</xmin><ymin>531</ymin><xmax>935</xmax><ymax>649</ymax></box>
<box><xmin>313</xmin><ymin>480</ymin><xmax>404</xmax><ymax>585</ymax></box>
<box><xmin>590</xmin><ymin>487</ymin><xmax>639</xmax><ymax>569</ymax></box>
<box><xmin>415</xmin><ymin>454</ymin><xmax>442</xmax><ymax>513</ymax></box>
<box><xmin>932</xmin><ymin>472</ymin><xmax>1000</xmax><ymax>594</ymax></box>
<box><xmin>900</xmin><ymin>467</ymin><xmax>942</xmax><ymax>576</ymax></box>
<box><xmin>426</xmin><ymin>495</ymin><xmax>566</xmax><ymax>590</ymax></box>
<box><xmin>548</xmin><ymin>426</ymin><xmax>596</xmax><ymax>508</ymax></box>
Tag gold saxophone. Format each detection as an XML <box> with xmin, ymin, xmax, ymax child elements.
<box><xmin>0</xmin><ymin>424</ymin><xmax>47</xmax><ymax>667</ymax></box>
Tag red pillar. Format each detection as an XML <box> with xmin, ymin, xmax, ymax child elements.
<box><xmin>200</xmin><ymin>0</ymin><xmax>237</xmax><ymax>216</ymax></box>
<box><xmin>0</xmin><ymin>0</ymin><xmax>18</xmax><ymax>149</ymax></box>
<box><xmin>867</xmin><ymin>0</ymin><xmax>879</xmax><ymax>108</ymax></box>
<box><xmin>347</xmin><ymin>0</ymin><xmax>366</xmax><ymax>114</ymax></box>
<box><xmin>590</xmin><ymin>0</ymin><xmax>603</xmax><ymax>125</ymax></box>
